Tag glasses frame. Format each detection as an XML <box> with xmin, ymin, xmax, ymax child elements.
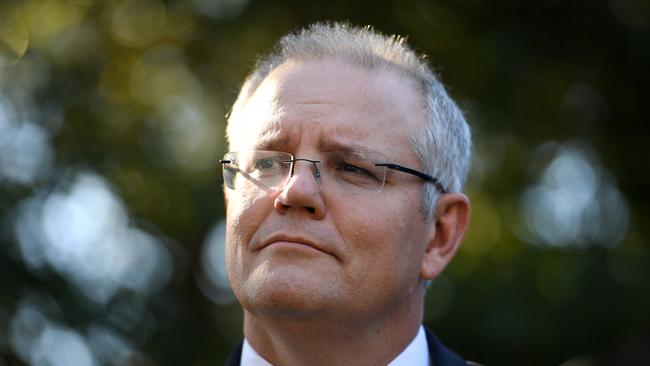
<box><xmin>374</xmin><ymin>163</ymin><xmax>447</xmax><ymax>194</ymax></box>
<box><xmin>219</xmin><ymin>150</ymin><xmax>448</xmax><ymax>194</ymax></box>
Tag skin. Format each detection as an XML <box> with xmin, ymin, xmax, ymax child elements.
<box><xmin>225</xmin><ymin>58</ymin><xmax>470</xmax><ymax>366</ymax></box>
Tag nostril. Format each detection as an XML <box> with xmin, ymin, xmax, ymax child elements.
<box><xmin>307</xmin><ymin>207</ymin><xmax>316</xmax><ymax>214</ymax></box>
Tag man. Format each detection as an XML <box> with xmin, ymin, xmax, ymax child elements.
<box><xmin>221</xmin><ymin>22</ymin><xmax>473</xmax><ymax>366</ymax></box>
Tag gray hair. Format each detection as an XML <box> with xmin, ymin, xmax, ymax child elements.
<box><xmin>227</xmin><ymin>22</ymin><xmax>471</xmax><ymax>215</ymax></box>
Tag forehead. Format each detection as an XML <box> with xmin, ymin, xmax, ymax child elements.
<box><xmin>230</xmin><ymin>59</ymin><xmax>426</xmax><ymax>157</ymax></box>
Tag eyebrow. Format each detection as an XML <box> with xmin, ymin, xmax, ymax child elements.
<box><xmin>317</xmin><ymin>139</ymin><xmax>388</xmax><ymax>161</ymax></box>
<box><xmin>256</xmin><ymin>123</ymin><xmax>282</xmax><ymax>142</ymax></box>
<box><xmin>250</xmin><ymin>128</ymin><xmax>390</xmax><ymax>162</ymax></box>
<box><xmin>253</xmin><ymin>124</ymin><xmax>292</xmax><ymax>150</ymax></box>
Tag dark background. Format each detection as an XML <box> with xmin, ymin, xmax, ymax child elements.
<box><xmin>1</xmin><ymin>0</ymin><xmax>649</xmax><ymax>365</ymax></box>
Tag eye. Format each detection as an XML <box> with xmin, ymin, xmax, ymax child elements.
<box><xmin>340</xmin><ymin>162</ymin><xmax>368</xmax><ymax>175</ymax></box>
<box><xmin>336</xmin><ymin>161</ymin><xmax>379</xmax><ymax>180</ymax></box>
<box><xmin>254</xmin><ymin>157</ymin><xmax>280</xmax><ymax>170</ymax></box>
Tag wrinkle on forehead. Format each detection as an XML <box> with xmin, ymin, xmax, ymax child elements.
<box><xmin>317</xmin><ymin>135</ymin><xmax>387</xmax><ymax>159</ymax></box>
<box><xmin>230</xmin><ymin>80</ymin><xmax>286</xmax><ymax>150</ymax></box>
<box><xmin>230</xmin><ymin>59</ymin><xmax>426</xmax><ymax>158</ymax></box>
<box><xmin>254</xmin><ymin>119</ymin><xmax>297</xmax><ymax>150</ymax></box>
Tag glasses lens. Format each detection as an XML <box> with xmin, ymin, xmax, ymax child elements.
<box><xmin>222</xmin><ymin>150</ymin><xmax>292</xmax><ymax>192</ymax></box>
<box><xmin>319</xmin><ymin>151</ymin><xmax>387</xmax><ymax>194</ymax></box>
<box><xmin>221</xmin><ymin>150</ymin><xmax>388</xmax><ymax>194</ymax></box>
<box><xmin>222</xmin><ymin>152</ymin><xmax>238</xmax><ymax>189</ymax></box>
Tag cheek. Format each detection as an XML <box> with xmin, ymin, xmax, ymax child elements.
<box><xmin>335</xmin><ymin>198</ymin><xmax>406</xmax><ymax>255</ymax></box>
<box><xmin>335</xmin><ymin>192</ymin><xmax>424</xmax><ymax>272</ymax></box>
<box><xmin>226</xmin><ymin>191</ymin><xmax>268</xmax><ymax>242</ymax></box>
<box><xmin>225</xmin><ymin>193</ymin><xmax>272</xmax><ymax>275</ymax></box>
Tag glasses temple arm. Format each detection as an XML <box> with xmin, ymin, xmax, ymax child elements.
<box><xmin>375</xmin><ymin>163</ymin><xmax>448</xmax><ymax>193</ymax></box>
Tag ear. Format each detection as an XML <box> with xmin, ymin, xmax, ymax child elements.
<box><xmin>420</xmin><ymin>193</ymin><xmax>471</xmax><ymax>280</ymax></box>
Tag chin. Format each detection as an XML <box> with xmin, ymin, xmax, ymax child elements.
<box><xmin>238</xmin><ymin>266</ymin><xmax>341</xmax><ymax>319</ymax></box>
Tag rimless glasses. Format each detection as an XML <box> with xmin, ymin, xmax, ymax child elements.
<box><xmin>219</xmin><ymin>150</ymin><xmax>447</xmax><ymax>195</ymax></box>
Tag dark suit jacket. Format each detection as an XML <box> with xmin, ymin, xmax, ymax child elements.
<box><xmin>224</xmin><ymin>326</ymin><xmax>469</xmax><ymax>366</ymax></box>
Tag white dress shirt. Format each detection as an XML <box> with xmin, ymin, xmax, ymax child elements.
<box><xmin>241</xmin><ymin>325</ymin><xmax>430</xmax><ymax>366</ymax></box>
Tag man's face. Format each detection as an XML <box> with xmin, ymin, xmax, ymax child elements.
<box><xmin>225</xmin><ymin>59</ymin><xmax>435</xmax><ymax>322</ymax></box>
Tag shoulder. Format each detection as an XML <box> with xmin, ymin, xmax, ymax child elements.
<box><xmin>424</xmin><ymin>326</ymin><xmax>483</xmax><ymax>366</ymax></box>
<box><xmin>224</xmin><ymin>341</ymin><xmax>243</xmax><ymax>366</ymax></box>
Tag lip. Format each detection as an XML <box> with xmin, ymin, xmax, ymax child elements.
<box><xmin>258</xmin><ymin>234</ymin><xmax>333</xmax><ymax>256</ymax></box>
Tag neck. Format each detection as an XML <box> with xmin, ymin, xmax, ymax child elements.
<box><xmin>243</xmin><ymin>296</ymin><xmax>424</xmax><ymax>366</ymax></box>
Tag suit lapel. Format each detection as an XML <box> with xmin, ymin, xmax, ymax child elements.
<box><xmin>425</xmin><ymin>326</ymin><xmax>467</xmax><ymax>366</ymax></box>
<box><xmin>224</xmin><ymin>341</ymin><xmax>243</xmax><ymax>366</ymax></box>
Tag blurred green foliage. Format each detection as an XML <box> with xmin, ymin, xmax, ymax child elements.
<box><xmin>1</xmin><ymin>0</ymin><xmax>649</xmax><ymax>365</ymax></box>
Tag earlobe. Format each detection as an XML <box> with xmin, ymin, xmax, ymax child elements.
<box><xmin>420</xmin><ymin>193</ymin><xmax>471</xmax><ymax>280</ymax></box>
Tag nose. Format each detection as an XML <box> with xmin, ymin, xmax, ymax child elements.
<box><xmin>288</xmin><ymin>158</ymin><xmax>322</xmax><ymax>184</ymax></box>
<box><xmin>273</xmin><ymin>159</ymin><xmax>326</xmax><ymax>219</ymax></box>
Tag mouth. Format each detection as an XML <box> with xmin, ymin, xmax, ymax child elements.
<box><xmin>259</xmin><ymin>235</ymin><xmax>332</xmax><ymax>256</ymax></box>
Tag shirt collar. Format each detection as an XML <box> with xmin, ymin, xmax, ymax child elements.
<box><xmin>241</xmin><ymin>339</ymin><xmax>272</xmax><ymax>366</ymax></box>
<box><xmin>240</xmin><ymin>325</ymin><xmax>430</xmax><ymax>366</ymax></box>
<box><xmin>388</xmin><ymin>325</ymin><xmax>430</xmax><ymax>366</ymax></box>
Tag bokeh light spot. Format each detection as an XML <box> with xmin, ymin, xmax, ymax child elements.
<box><xmin>520</xmin><ymin>141</ymin><xmax>629</xmax><ymax>248</ymax></box>
<box><xmin>33</xmin><ymin>326</ymin><xmax>97</xmax><ymax>366</ymax></box>
<box><xmin>0</xmin><ymin>95</ymin><xmax>53</xmax><ymax>185</ymax></box>
<box><xmin>0</xmin><ymin>5</ymin><xmax>30</xmax><ymax>66</ymax></box>
<box><xmin>27</xmin><ymin>0</ymin><xmax>89</xmax><ymax>46</ymax></box>
<box><xmin>8</xmin><ymin>294</ymin><xmax>98</xmax><ymax>366</ymax></box>
<box><xmin>129</xmin><ymin>46</ymin><xmax>202</xmax><ymax>106</ymax></box>
<box><xmin>145</xmin><ymin>96</ymin><xmax>218</xmax><ymax>171</ymax></box>
<box><xmin>198</xmin><ymin>219</ymin><xmax>236</xmax><ymax>305</ymax></box>
<box><xmin>13</xmin><ymin>172</ymin><xmax>172</xmax><ymax>305</ymax></box>
<box><xmin>111</xmin><ymin>0</ymin><xmax>166</xmax><ymax>48</ymax></box>
<box><xmin>87</xmin><ymin>324</ymin><xmax>135</xmax><ymax>365</ymax></box>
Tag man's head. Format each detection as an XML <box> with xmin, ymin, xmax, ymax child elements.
<box><xmin>222</xmin><ymin>23</ymin><xmax>470</xmax><ymax>327</ymax></box>
<box><xmin>228</xmin><ymin>23</ymin><xmax>471</xmax><ymax>215</ymax></box>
